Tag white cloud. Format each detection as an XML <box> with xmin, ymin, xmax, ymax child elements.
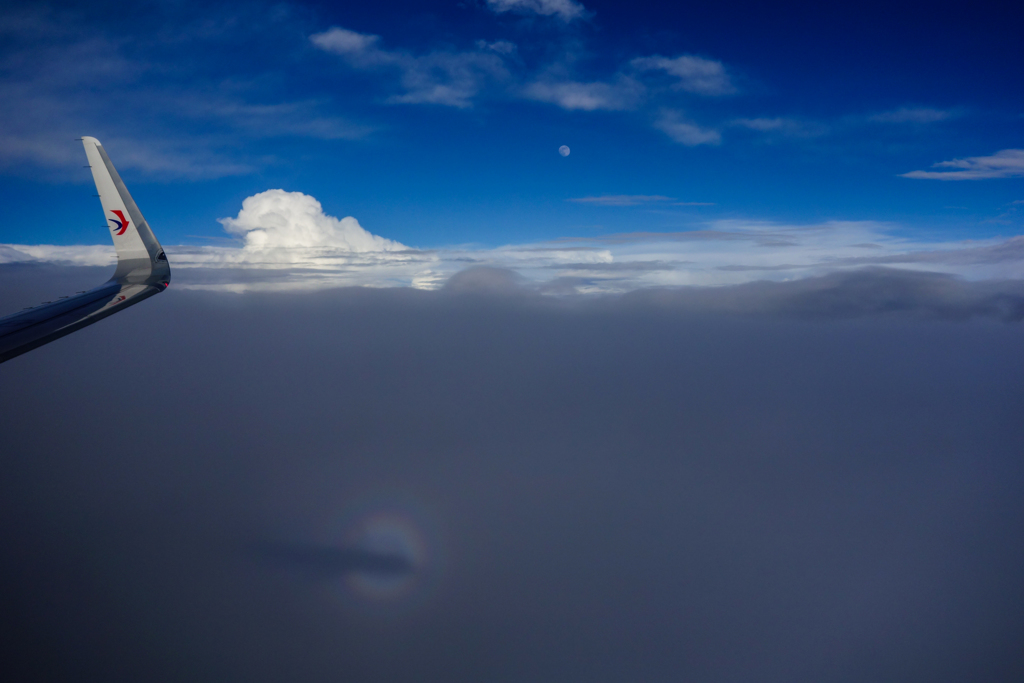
<box><xmin>485</xmin><ymin>0</ymin><xmax>587</xmax><ymax>22</ymax></box>
<box><xmin>733</xmin><ymin>118</ymin><xmax>788</xmax><ymax>132</ymax></box>
<box><xmin>869</xmin><ymin>107</ymin><xmax>955</xmax><ymax>124</ymax></box>
<box><xmin>901</xmin><ymin>149</ymin><xmax>1024</xmax><ymax>180</ymax></box>
<box><xmin>0</xmin><ymin>243</ymin><xmax>115</xmax><ymax>266</ymax></box>
<box><xmin>476</xmin><ymin>39</ymin><xmax>517</xmax><ymax>55</ymax></box>
<box><xmin>522</xmin><ymin>77</ymin><xmax>643</xmax><ymax>111</ymax></box>
<box><xmin>309</xmin><ymin>27</ymin><xmax>381</xmax><ymax>56</ymax></box>
<box><xmin>218</xmin><ymin>190</ymin><xmax>406</xmax><ymax>252</ymax></box>
<box><xmin>730</xmin><ymin>117</ymin><xmax>829</xmax><ymax>138</ymax></box>
<box><xmin>10</xmin><ymin>189</ymin><xmax>1022</xmax><ymax>294</ymax></box>
<box><xmin>631</xmin><ymin>55</ymin><xmax>735</xmax><ymax>96</ymax></box>
<box><xmin>569</xmin><ymin>195</ymin><xmax>676</xmax><ymax>206</ymax></box>
<box><xmin>172</xmin><ymin>97</ymin><xmax>372</xmax><ymax>141</ymax></box>
<box><xmin>654</xmin><ymin>111</ymin><xmax>721</xmax><ymax>146</ymax></box>
<box><xmin>310</xmin><ymin>27</ymin><xmax>508</xmax><ymax>108</ymax></box>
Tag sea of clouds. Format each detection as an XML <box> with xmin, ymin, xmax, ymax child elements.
<box><xmin>3</xmin><ymin>189</ymin><xmax>1023</xmax><ymax>293</ymax></box>
<box><xmin>1</xmin><ymin>275</ymin><xmax>1022</xmax><ymax>682</ymax></box>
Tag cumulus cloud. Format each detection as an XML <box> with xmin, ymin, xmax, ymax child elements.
<box><xmin>631</xmin><ymin>55</ymin><xmax>736</xmax><ymax>95</ymax></box>
<box><xmin>485</xmin><ymin>0</ymin><xmax>587</xmax><ymax>22</ymax></box>
<box><xmin>901</xmin><ymin>149</ymin><xmax>1024</xmax><ymax>180</ymax></box>
<box><xmin>218</xmin><ymin>190</ymin><xmax>406</xmax><ymax>252</ymax></box>
<box><xmin>522</xmin><ymin>76</ymin><xmax>643</xmax><ymax>111</ymax></box>
<box><xmin>310</xmin><ymin>27</ymin><xmax>508</xmax><ymax>108</ymax></box>
<box><xmin>654</xmin><ymin>110</ymin><xmax>721</xmax><ymax>146</ymax></box>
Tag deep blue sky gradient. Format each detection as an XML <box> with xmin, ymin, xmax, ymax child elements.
<box><xmin>1</xmin><ymin>0</ymin><xmax>1021</xmax><ymax>248</ymax></box>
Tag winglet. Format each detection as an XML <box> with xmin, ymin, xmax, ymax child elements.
<box><xmin>0</xmin><ymin>139</ymin><xmax>171</xmax><ymax>363</ymax></box>
<box><xmin>81</xmin><ymin>136</ymin><xmax>170</xmax><ymax>288</ymax></box>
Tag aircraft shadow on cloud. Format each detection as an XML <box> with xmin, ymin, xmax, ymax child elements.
<box><xmin>0</xmin><ymin>137</ymin><xmax>170</xmax><ymax>364</ymax></box>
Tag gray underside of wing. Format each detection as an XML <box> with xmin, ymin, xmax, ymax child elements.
<box><xmin>0</xmin><ymin>281</ymin><xmax>163</xmax><ymax>363</ymax></box>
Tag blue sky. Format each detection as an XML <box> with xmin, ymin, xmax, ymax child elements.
<box><xmin>0</xmin><ymin>0</ymin><xmax>1022</xmax><ymax>289</ymax></box>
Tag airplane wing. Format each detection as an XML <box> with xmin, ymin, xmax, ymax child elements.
<box><xmin>0</xmin><ymin>137</ymin><xmax>170</xmax><ymax>364</ymax></box>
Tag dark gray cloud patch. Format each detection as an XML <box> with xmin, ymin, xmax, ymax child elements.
<box><xmin>626</xmin><ymin>268</ymin><xmax>1024</xmax><ymax>320</ymax></box>
<box><xmin>1</xmin><ymin>265</ymin><xmax>1023</xmax><ymax>682</ymax></box>
<box><xmin>0</xmin><ymin>263</ymin><xmax>113</xmax><ymax>311</ymax></box>
<box><xmin>828</xmin><ymin>235</ymin><xmax>1024</xmax><ymax>267</ymax></box>
<box><xmin>441</xmin><ymin>265</ymin><xmax>525</xmax><ymax>293</ymax></box>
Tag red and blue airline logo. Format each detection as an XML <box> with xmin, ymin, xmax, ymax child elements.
<box><xmin>109</xmin><ymin>209</ymin><xmax>130</xmax><ymax>235</ymax></box>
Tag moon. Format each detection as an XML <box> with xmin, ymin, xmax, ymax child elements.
<box><xmin>558</xmin><ymin>145</ymin><xmax>570</xmax><ymax>157</ymax></box>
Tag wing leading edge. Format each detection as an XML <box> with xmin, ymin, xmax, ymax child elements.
<box><xmin>0</xmin><ymin>137</ymin><xmax>170</xmax><ymax>364</ymax></box>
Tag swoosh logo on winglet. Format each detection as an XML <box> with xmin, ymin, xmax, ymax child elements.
<box><xmin>108</xmin><ymin>209</ymin><xmax>129</xmax><ymax>235</ymax></box>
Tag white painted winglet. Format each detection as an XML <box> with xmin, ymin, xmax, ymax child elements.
<box><xmin>0</xmin><ymin>137</ymin><xmax>171</xmax><ymax>363</ymax></box>
<box><xmin>81</xmin><ymin>136</ymin><xmax>170</xmax><ymax>286</ymax></box>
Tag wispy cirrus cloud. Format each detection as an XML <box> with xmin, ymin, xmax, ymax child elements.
<box><xmin>0</xmin><ymin>7</ymin><xmax>372</xmax><ymax>179</ymax></box>
<box><xmin>476</xmin><ymin>39</ymin><xmax>517</xmax><ymax>55</ymax></box>
<box><xmin>653</xmin><ymin>110</ymin><xmax>721</xmax><ymax>146</ymax></box>
<box><xmin>485</xmin><ymin>0</ymin><xmax>587</xmax><ymax>22</ymax></box>
<box><xmin>310</xmin><ymin>27</ymin><xmax>509</xmax><ymax>108</ymax></box>
<box><xmin>725</xmin><ymin>104</ymin><xmax>963</xmax><ymax>144</ymax></box>
<box><xmin>521</xmin><ymin>76</ymin><xmax>643</xmax><ymax>111</ymax></box>
<box><xmin>568</xmin><ymin>195</ymin><xmax>714</xmax><ymax>207</ymax></box>
<box><xmin>901</xmin><ymin>149</ymin><xmax>1024</xmax><ymax>180</ymax></box>
<box><xmin>631</xmin><ymin>55</ymin><xmax>736</xmax><ymax>96</ymax></box>
<box><xmin>168</xmin><ymin>95</ymin><xmax>373</xmax><ymax>141</ymax></box>
<box><xmin>869</xmin><ymin>107</ymin><xmax>957</xmax><ymax>124</ymax></box>
<box><xmin>730</xmin><ymin>117</ymin><xmax>829</xmax><ymax>138</ymax></box>
<box><xmin>569</xmin><ymin>195</ymin><xmax>676</xmax><ymax>206</ymax></box>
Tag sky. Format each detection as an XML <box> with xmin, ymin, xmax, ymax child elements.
<box><xmin>2</xmin><ymin>2</ymin><xmax>1024</xmax><ymax>680</ymax></box>
<box><xmin>0</xmin><ymin>0</ymin><xmax>1022</xmax><ymax>292</ymax></box>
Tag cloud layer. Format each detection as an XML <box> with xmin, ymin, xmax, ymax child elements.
<box><xmin>3</xmin><ymin>190</ymin><xmax>1024</xmax><ymax>292</ymax></box>
<box><xmin>1</xmin><ymin>275</ymin><xmax>1022</xmax><ymax>681</ymax></box>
